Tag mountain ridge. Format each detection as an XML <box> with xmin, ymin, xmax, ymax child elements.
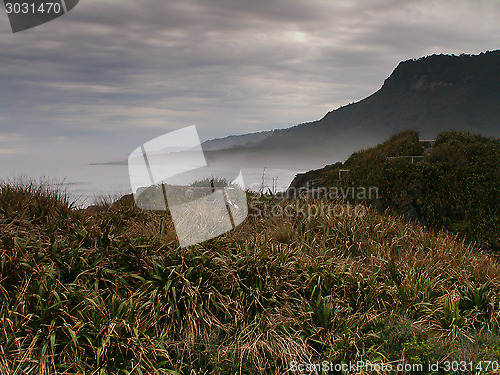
<box><xmin>205</xmin><ymin>50</ymin><xmax>500</xmax><ymax>170</ymax></box>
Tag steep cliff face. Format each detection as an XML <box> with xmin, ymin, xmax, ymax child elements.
<box><xmin>312</xmin><ymin>50</ymin><xmax>500</xmax><ymax>140</ymax></box>
<box><xmin>381</xmin><ymin>52</ymin><xmax>500</xmax><ymax>93</ymax></box>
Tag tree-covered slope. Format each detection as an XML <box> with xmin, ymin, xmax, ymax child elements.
<box><xmin>289</xmin><ymin>130</ymin><xmax>500</xmax><ymax>249</ymax></box>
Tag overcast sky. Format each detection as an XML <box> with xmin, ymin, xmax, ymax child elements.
<box><xmin>1</xmin><ymin>0</ymin><xmax>499</xmax><ymax>174</ymax></box>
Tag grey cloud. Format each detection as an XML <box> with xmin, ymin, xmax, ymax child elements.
<box><xmin>0</xmin><ymin>0</ymin><xmax>499</xmax><ymax>167</ymax></box>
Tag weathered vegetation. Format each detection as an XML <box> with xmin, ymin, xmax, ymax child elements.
<box><xmin>0</xmin><ymin>178</ymin><xmax>499</xmax><ymax>373</ymax></box>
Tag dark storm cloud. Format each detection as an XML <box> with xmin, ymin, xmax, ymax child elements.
<box><xmin>0</xmin><ymin>0</ymin><xmax>499</xmax><ymax>162</ymax></box>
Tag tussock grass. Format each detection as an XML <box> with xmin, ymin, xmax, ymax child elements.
<box><xmin>0</xmin><ymin>183</ymin><xmax>499</xmax><ymax>373</ymax></box>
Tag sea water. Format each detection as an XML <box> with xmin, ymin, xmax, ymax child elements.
<box><xmin>0</xmin><ymin>162</ymin><xmax>301</xmax><ymax>208</ymax></box>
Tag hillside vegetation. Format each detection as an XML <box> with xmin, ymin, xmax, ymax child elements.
<box><xmin>1</xmin><ymin>181</ymin><xmax>500</xmax><ymax>373</ymax></box>
<box><xmin>290</xmin><ymin>130</ymin><xmax>500</xmax><ymax>250</ymax></box>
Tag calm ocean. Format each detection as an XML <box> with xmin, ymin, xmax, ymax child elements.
<box><xmin>1</xmin><ymin>163</ymin><xmax>301</xmax><ymax>208</ymax></box>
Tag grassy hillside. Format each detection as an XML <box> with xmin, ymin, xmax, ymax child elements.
<box><xmin>290</xmin><ymin>130</ymin><xmax>500</xmax><ymax>250</ymax></box>
<box><xmin>1</xmin><ymin>181</ymin><xmax>500</xmax><ymax>373</ymax></box>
